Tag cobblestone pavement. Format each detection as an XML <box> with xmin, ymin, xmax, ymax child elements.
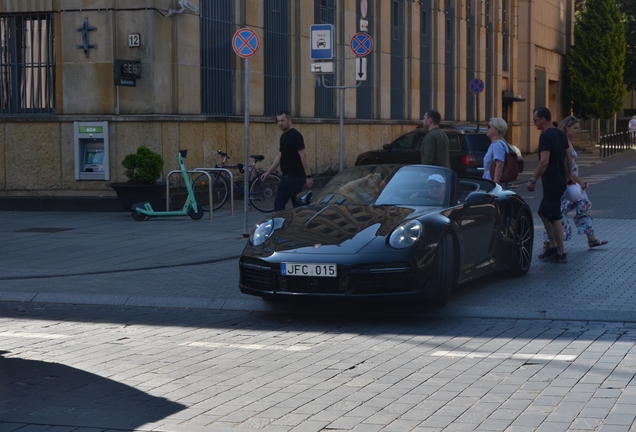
<box><xmin>1</xmin><ymin>148</ymin><xmax>635</xmax><ymax>322</ymax></box>
<box><xmin>1</xmin><ymin>148</ymin><xmax>636</xmax><ymax>431</ymax></box>
<box><xmin>1</xmin><ymin>303</ymin><xmax>636</xmax><ymax>431</ymax></box>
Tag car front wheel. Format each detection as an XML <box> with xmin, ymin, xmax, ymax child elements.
<box><xmin>508</xmin><ymin>211</ymin><xmax>533</xmax><ymax>276</ymax></box>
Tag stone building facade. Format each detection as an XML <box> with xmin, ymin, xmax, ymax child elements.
<box><xmin>0</xmin><ymin>0</ymin><xmax>573</xmax><ymax>200</ymax></box>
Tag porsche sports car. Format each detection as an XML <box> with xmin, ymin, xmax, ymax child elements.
<box><xmin>239</xmin><ymin>164</ymin><xmax>533</xmax><ymax>305</ymax></box>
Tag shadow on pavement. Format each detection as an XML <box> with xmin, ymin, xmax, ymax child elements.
<box><xmin>0</xmin><ymin>351</ymin><xmax>186</xmax><ymax>429</ymax></box>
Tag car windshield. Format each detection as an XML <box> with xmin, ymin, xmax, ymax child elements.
<box><xmin>312</xmin><ymin>165</ymin><xmax>451</xmax><ymax>207</ymax></box>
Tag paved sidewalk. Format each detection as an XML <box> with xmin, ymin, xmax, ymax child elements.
<box><xmin>1</xmin><ymin>148</ymin><xmax>636</xmax><ymax>322</ymax></box>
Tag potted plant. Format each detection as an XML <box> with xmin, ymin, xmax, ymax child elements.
<box><xmin>108</xmin><ymin>146</ymin><xmax>165</xmax><ymax>211</ymax></box>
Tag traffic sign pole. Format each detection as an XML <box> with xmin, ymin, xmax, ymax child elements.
<box><xmin>469</xmin><ymin>78</ymin><xmax>485</xmax><ymax>130</ymax></box>
<box><xmin>233</xmin><ymin>28</ymin><xmax>260</xmax><ymax>235</ymax></box>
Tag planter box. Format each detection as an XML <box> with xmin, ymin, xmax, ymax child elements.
<box><xmin>107</xmin><ymin>182</ymin><xmax>166</xmax><ymax>211</ymax></box>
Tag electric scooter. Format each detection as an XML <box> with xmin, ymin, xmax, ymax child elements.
<box><xmin>131</xmin><ymin>150</ymin><xmax>205</xmax><ymax>221</ymax></box>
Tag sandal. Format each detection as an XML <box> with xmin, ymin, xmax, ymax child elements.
<box><xmin>543</xmin><ymin>241</ymin><xmax>550</xmax><ymax>250</ymax></box>
<box><xmin>588</xmin><ymin>239</ymin><xmax>608</xmax><ymax>248</ymax></box>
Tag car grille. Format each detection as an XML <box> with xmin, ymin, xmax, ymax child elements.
<box><xmin>240</xmin><ymin>258</ymin><xmax>276</xmax><ymax>291</ymax></box>
<box><xmin>240</xmin><ymin>259</ymin><xmax>418</xmax><ymax>296</ymax></box>
<box><xmin>349</xmin><ymin>271</ymin><xmax>412</xmax><ymax>294</ymax></box>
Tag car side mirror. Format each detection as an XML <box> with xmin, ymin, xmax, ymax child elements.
<box><xmin>464</xmin><ymin>191</ymin><xmax>491</xmax><ymax>207</ymax></box>
<box><xmin>300</xmin><ymin>191</ymin><xmax>313</xmax><ymax>206</ymax></box>
<box><xmin>382</xmin><ymin>143</ymin><xmax>391</xmax><ymax>150</ymax></box>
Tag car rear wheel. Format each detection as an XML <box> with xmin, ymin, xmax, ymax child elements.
<box><xmin>434</xmin><ymin>233</ymin><xmax>456</xmax><ymax>306</ymax></box>
<box><xmin>508</xmin><ymin>211</ymin><xmax>533</xmax><ymax>276</ymax></box>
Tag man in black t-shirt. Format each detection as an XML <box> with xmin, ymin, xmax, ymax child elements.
<box><xmin>261</xmin><ymin>110</ymin><xmax>314</xmax><ymax>211</ymax></box>
<box><xmin>527</xmin><ymin>107</ymin><xmax>572</xmax><ymax>263</ymax></box>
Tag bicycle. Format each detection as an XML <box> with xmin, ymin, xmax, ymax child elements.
<box><xmin>192</xmin><ymin>150</ymin><xmax>282</xmax><ymax>213</ymax></box>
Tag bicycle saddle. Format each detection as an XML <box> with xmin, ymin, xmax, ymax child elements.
<box><xmin>250</xmin><ymin>155</ymin><xmax>265</xmax><ymax>161</ymax></box>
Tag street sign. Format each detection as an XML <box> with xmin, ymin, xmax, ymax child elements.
<box><xmin>355</xmin><ymin>58</ymin><xmax>367</xmax><ymax>81</ymax></box>
<box><xmin>310</xmin><ymin>24</ymin><xmax>334</xmax><ymax>60</ymax></box>
<box><xmin>232</xmin><ymin>28</ymin><xmax>260</xmax><ymax>59</ymax></box>
<box><xmin>469</xmin><ymin>78</ymin><xmax>485</xmax><ymax>94</ymax></box>
<box><xmin>351</xmin><ymin>32</ymin><xmax>373</xmax><ymax>57</ymax></box>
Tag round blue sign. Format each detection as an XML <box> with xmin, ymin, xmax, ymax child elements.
<box><xmin>233</xmin><ymin>28</ymin><xmax>260</xmax><ymax>59</ymax></box>
<box><xmin>350</xmin><ymin>32</ymin><xmax>373</xmax><ymax>57</ymax></box>
<box><xmin>469</xmin><ymin>78</ymin><xmax>485</xmax><ymax>94</ymax></box>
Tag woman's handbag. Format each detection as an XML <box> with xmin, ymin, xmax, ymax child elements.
<box><xmin>489</xmin><ymin>140</ymin><xmax>519</xmax><ymax>183</ymax></box>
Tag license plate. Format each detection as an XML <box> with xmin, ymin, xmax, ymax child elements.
<box><xmin>281</xmin><ymin>263</ymin><xmax>337</xmax><ymax>277</ymax></box>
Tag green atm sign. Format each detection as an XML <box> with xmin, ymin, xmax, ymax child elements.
<box><xmin>79</xmin><ymin>126</ymin><xmax>103</xmax><ymax>134</ymax></box>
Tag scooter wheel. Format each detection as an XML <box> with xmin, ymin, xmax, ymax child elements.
<box><xmin>132</xmin><ymin>210</ymin><xmax>147</xmax><ymax>221</ymax></box>
<box><xmin>188</xmin><ymin>205</ymin><xmax>205</xmax><ymax>220</ymax></box>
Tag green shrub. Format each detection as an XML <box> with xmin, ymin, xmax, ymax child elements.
<box><xmin>122</xmin><ymin>146</ymin><xmax>164</xmax><ymax>184</ymax></box>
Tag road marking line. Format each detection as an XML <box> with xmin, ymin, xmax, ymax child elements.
<box><xmin>0</xmin><ymin>332</ymin><xmax>69</xmax><ymax>339</ymax></box>
<box><xmin>432</xmin><ymin>350</ymin><xmax>576</xmax><ymax>361</ymax></box>
<box><xmin>181</xmin><ymin>341</ymin><xmax>312</xmax><ymax>351</ymax></box>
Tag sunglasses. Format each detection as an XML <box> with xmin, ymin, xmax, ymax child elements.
<box><xmin>533</xmin><ymin>117</ymin><xmax>540</xmax><ymax>123</ymax></box>
<box><xmin>427</xmin><ymin>183</ymin><xmax>442</xmax><ymax>189</ymax></box>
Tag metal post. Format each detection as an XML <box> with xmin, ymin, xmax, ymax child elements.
<box><xmin>321</xmin><ymin>74</ymin><xmax>362</xmax><ymax>172</ymax></box>
<box><xmin>339</xmin><ymin>87</ymin><xmax>344</xmax><ymax>171</ymax></box>
<box><xmin>243</xmin><ymin>59</ymin><xmax>250</xmax><ymax>236</ymax></box>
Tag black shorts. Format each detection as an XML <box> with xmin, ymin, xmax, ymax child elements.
<box><xmin>538</xmin><ymin>198</ymin><xmax>562</xmax><ymax>222</ymax></box>
<box><xmin>538</xmin><ymin>183</ymin><xmax>567</xmax><ymax>222</ymax></box>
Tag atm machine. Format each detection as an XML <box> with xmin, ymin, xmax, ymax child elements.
<box><xmin>74</xmin><ymin>121</ymin><xmax>109</xmax><ymax>181</ymax></box>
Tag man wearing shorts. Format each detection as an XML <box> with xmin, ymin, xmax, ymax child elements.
<box><xmin>527</xmin><ymin>107</ymin><xmax>572</xmax><ymax>263</ymax></box>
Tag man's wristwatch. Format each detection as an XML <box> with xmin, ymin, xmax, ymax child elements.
<box><xmin>306</xmin><ymin>174</ymin><xmax>312</xmax><ymax>179</ymax></box>
<box><xmin>529</xmin><ymin>179</ymin><xmax>537</xmax><ymax>184</ymax></box>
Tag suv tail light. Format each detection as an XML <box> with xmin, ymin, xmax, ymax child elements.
<box><xmin>462</xmin><ymin>154</ymin><xmax>477</xmax><ymax>167</ymax></box>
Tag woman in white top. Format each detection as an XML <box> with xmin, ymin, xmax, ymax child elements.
<box><xmin>542</xmin><ymin>116</ymin><xmax>608</xmax><ymax>249</ymax></box>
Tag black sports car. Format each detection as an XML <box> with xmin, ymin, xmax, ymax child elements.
<box><xmin>239</xmin><ymin>165</ymin><xmax>533</xmax><ymax>305</ymax></box>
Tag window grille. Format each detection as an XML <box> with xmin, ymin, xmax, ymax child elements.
<box><xmin>264</xmin><ymin>0</ymin><xmax>290</xmax><ymax>117</ymax></box>
<box><xmin>0</xmin><ymin>13</ymin><xmax>55</xmax><ymax>114</ymax></box>
<box><xmin>420</xmin><ymin>1</ymin><xmax>432</xmax><ymax>115</ymax></box>
<box><xmin>502</xmin><ymin>0</ymin><xmax>509</xmax><ymax>72</ymax></box>
<box><xmin>200</xmin><ymin>1</ymin><xmax>234</xmax><ymax>115</ymax></box>
<box><xmin>484</xmin><ymin>1</ymin><xmax>493</xmax><ymax>119</ymax></box>
<box><xmin>390</xmin><ymin>0</ymin><xmax>404</xmax><ymax>119</ymax></box>
<box><xmin>356</xmin><ymin>0</ymin><xmax>374</xmax><ymax>119</ymax></box>
<box><xmin>314</xmin><ymin>0</ymin><xmax>336</xmax><ymax>119</ymax></box>
<box><xmin>466</xmin><ymin>0</ymin><xmax>475</xmax><ymax>121</ymax></box>
<box><xmin>444</xmin><ymin>1</ymin><xmax>455</xmax><ymax>120</ymax></box>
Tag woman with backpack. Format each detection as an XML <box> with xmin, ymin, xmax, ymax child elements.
<box><xmin>483</xmin><ymin>117</ymin><xmax>514</xmax><ymax>184</ymax></box>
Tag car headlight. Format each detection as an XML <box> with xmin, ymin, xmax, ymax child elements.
<box><xmin>250</xmin><ymin>219</ymin><xmax>274</xmax><ymax>246</ymax></box>
<box><xmin>389</xmin><ymin>220</ymin><xmax>423</xmax><ymax>249</ymax></box>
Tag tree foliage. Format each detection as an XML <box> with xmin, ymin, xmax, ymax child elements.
<box><xmin>617</xmin><ymin>0</ymin><xmax>636</xmax><ymax>90</ymax></box>
<box><xmin>567</xmin><ymin>0</ymin><xmax>626</xmax><ymax>119</ymax></box>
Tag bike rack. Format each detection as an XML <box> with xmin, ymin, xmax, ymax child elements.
<box><xmin>165</xmin><ymin>170</ymin><xmax>214</xmax><ymax>220</ymax></box>
<box><xmin>192</xmin><ymin>167</ymin><xmax>235</xmax><ymax>216</ymax></box>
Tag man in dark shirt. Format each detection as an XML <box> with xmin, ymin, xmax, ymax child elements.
<box><xmin>527</xmin><ymin>107</ymin><xmax>572</xmax><ymax>263</ymax></box>
<box><xmin>421</xmin><ymin>109</ymin><xmax>451</xmax><ymax>168</ymax></box>
<box><xmin>261</xmin><ymin>110</ymin><xmax>314</xmax><ymax>211</ymax></box>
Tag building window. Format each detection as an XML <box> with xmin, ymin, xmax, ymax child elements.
<box><xmin>0</xmin><ymin>13</ymin><xmax>55</xmax><ymax>114</ymax></box>
<box><xmin>502</xmin><ymin>0</ymin><xmax>509</xmax><ymax>72</ymax></box>
<box><xmin>200</xmin><ymin>1</ymin><xmax>234</xmax><ymax>115</ymax></box>
<box><xmin>264</xmin><ymin>0</ymin><xmax>290</xmax><ymax>117</ymax></box>
<box><xmin>420</xmin><ymin>1</ymin><xmax>432</xmax><ymax>114</ymax></box>
<box><xmin>356</xmin><ymin>0</ymin><xmax>374</xmax><ymax>119</ymax></box>
<box><xmin>390</xmin><ymin>0</ymin><xmax>405</xmax><ymax>119</ymax></box>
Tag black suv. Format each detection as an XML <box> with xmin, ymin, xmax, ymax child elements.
<box><xmin>355</xmin><ymin>128</ymin><xmax>492</xmax><ymax>178</ymax></box>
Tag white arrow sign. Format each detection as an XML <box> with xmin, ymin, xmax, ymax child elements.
<box><xmin>355</xmin><ymin>57</ymin><xmax>367</xmax><ymax>81</ymax></box>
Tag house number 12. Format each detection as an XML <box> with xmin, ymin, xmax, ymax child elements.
<box><xmin>128</xmin><ymin>34</ymin><xmax>140</xmax><ymax>47</ymax></box>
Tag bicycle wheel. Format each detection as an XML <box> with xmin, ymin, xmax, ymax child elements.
<box><xmin>249</xmin><ymin>173</ymin><xmax>281</xmax><ymax>212</ymax></box>
<box><xmin>192</xmin><ymin>173</ymin><xmax>228</xmax><ymax>212</ymax></box>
